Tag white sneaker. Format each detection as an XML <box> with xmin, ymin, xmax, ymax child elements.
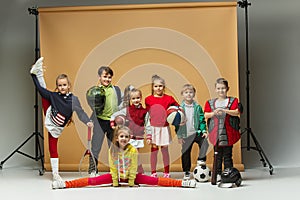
<box><xmin>182</xmin><ymin>179</ymin><xmax>197</xmax><ymax>188</ymax></box>
<box><xmin>53</xmin><ymin>173</ymin><xmax>63</xmax><ymax>182</ymax></box>
<box><xmin>163</xmin><ymin>173</ymin><xmax>170</xmax><ymax>178</ymax></box>
<box><xmin>183</xmin><ymin>172</ymin><xmax>190</xmax><ymax>180</ymax></box>
<box><xmin>197</xmin><ymin>160</ymin><xmax>206</xmax><ymax>166</ymax></box>
<box><xmin>30</xmin><ymin>57</ymin><xmax>44</xmax><ymax>75</ymax></box>
<box><xmin>217</xmin><ymin>174</ymin><xmax>221</xmax><ymax>182</ymax></box>
<box><xmin>150</xmin><ymin>173</ymin><xmax>157</xmax><ymax>178</ymax></box>
<box><xmin>52</xmin><ymin>180</ymin><xmax>65</xmax><ymax>189</ymax></box>
<box><xmin>89</xmin><ymin>171</ymin><xmax>98</xmax><ymax>177</ymax></box>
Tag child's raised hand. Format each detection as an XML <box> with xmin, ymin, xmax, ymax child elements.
<box><xmin>146</xmin><ymin>139</ymin><xmax>151</xmax><ymax>145</ymax></box>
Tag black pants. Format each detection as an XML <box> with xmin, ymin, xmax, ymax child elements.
<box><xmin>181</xmin><ymin>134</ymin><xmax>208</xmax><ymax>172</ymax></box>
<box><xmin>214</xmin><ymin>145</ymin><xmax>233</xmax><ymax>175</ymax></box>
<box><xmin>91</xmin><ymin>117</ymin><xmax>114</xmax><ymax>159</ymax></box>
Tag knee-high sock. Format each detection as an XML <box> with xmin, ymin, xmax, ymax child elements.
<box><xmin>151</xmin><ymin>147</ymin><xmax>159</xmax><ymax>174</ymax></box>
<box><xmin>50</xmin><ymin>158</ymin><xmax>59</xmax><ymax>175</ymax></box>
<box><xmin>65</xmin><ymin>178</ymin><xmax>89</xmax><ymax>188</ymax></box>
<box><xmin>158</xmin><ymin>177</ymin><xmax>181</xmax><ymax>187</ymax></box>
<box><xmin>161</xmin><ymin>146</ymin><xmax>170</xmax><ymax>173</ymax></box>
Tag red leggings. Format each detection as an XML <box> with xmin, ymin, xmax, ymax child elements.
<box><xmin>42</xmin><ymin>98</ymin><xmax>58</xmax><ymax>158</ymax></box>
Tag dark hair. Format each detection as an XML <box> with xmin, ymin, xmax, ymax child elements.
<box><xmin>215</xmin><ymin>77</ymin><xmax>229</xmax><ymax>91</ymax></box>
<box><xmin>98</xmin><ymin>66</ymin><xmax>114</xmax><ymax>77</ymax></box>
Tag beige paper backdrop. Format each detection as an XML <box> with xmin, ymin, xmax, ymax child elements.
<box><xmin>39</xmin><ymin>2</ymin><xmax>243</xmax><ymax>172</ymax></box>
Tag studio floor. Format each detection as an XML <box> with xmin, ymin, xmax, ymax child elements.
<box><xmin>0</xmin><ymin>165</ymin><xmax>299</xmax><ymax>200</ymax></box>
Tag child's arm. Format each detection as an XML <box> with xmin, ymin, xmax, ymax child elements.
<box><xmin>31</xmin><ymin>74</ymin><xmax>51</xmax><ymax>100</ymax></box>
<box><xmin>144</xmin><ymin>112</ymin><xmax>152</xmax><ymax>144</ymax></box>
<box><xmin>108</xmin><ymin>151</ymin><xmax>119</xmax><ymax>187</ymax></box>
<box><xmin>73</xmin><ymin>96</ymin><xmax>93</xmax><ymax>127</ymax></box>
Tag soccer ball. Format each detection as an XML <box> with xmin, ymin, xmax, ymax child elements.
<box><xmin>166</xmin><ymin>106</ymin><xmax>185</xmax><ymax>126</ymax></box>
<box><xmin>193</xmin><ymin>165</ymin><xmax>211</xmax><ymax>182</ymax></box>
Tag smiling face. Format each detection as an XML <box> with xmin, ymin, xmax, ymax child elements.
<box><xmin>182</xmin><ymin>89</ymin><xmax>195</xmax><ymax>104</ymax></box>
<box><xmin>98</xmin><ymin>71</ymin><xmax>112</xmax><ymax>87</ymax></box>
<box><xmin>215</xmin><ymin>83</ymin><xmax>228</xmax><ymax>99</ymax></box>
<box><xmin>116</xmin><ymin>130</ymin><xmax>131</xmax><ymax>150</ymax></box>
<box><xmin>56</xmin><ymin>78</ymin><xmax>70</xmax><ymax>94</ymax></box>
<box><xmin>130</xmin><ymin>90</ymin><xmax>142</xmax><ymax>106</ymax></box>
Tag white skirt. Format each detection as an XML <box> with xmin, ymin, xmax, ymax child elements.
<box><xmin>150</xmin><ymin>126</ymin><xmax>171</xmax><ymax>146</ymax></box>
<box><xmin>44</xmin><ymin>106</ymin><xmax>64</xmax><ymax>138</ymax></box>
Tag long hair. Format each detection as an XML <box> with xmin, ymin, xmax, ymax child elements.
<box><xmin>122</xmin><ymin>85</ymin><xmax>135</xmax><ymax>108</ymax></box>
<box><xmin>110</xmin><ymin>126</ymin><xmax>132</xmax><ymax>158</ymax></box>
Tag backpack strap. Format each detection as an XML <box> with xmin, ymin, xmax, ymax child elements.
<box><xmin>113</xmin><ymin>85</ymin><xmax>122</xmax><ymax>105</ymax></box>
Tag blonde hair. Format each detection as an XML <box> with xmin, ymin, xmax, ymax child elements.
<box><xmin>151</xmin><ymin>74</ymin><xmax>165</xmax><ymax>95</ymax></box>
<box><xmin>181</xmin><ymin>83</ymin><xmax>196</xmax><ymax>95</ymax></box>
<box><xmin>122</xmin><ymin>85</ymin><xmax>135</xmax><ymax>108</ymax></box>
<box><xmin>110</xmin><ymin>126</ymin><xmax>132</xmax><ymax>158</ymax></box>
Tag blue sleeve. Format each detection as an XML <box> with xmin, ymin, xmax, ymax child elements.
<box><xmin>31</xmin><ymin>74</ymin><xmax>51</xmax><ymax>100</ymax></box>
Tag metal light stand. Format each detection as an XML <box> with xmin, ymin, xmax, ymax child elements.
<box><xmin>0</xmin><ymin>7</ymin><xmax>45</xmax><ymax>175</ymax></box>
<box><xmin>238</xmin><ymin>0</ymin><xmax>273</xmax><ymax>175</ymax></box>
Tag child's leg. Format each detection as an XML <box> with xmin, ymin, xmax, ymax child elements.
<box><xmin>223</xmin><ymin>146</ymin><xmax>233</xmax><ymax>169</ymax></box>
<box><xmin>135</xmin><ymin>174</ymin><xmax>186</xmax><ymax>187</ymax></box>
<box><xmin>161</xmin><ymin>146</ymin><xmax>170</xmax><ymax>174</ymax></box>
<box><xmin>196</xmin><ymin>136</ymin><xmax>208</xmax><ymax>162</ymax></box>
<box><xmin>150</xmin><ymin>145</ymin><xmax>159</xmax><ymax>174</ymax></box>
<box><xmin>215</xmin><ymin>146</ymin><xmax>224</xmax><ymax>175</ymax></box>
<box><xmin>48</xmin><ymin>133</ymin><xmax>61</xmax><ymax>181</ymax></box>
<box><xmin>137</xmin><ymin>148</ymin><xmax>144</xmax><ymax>174</ymax></box>
<box><xmin>181</xmin><ymin>137</ymin><xmax>193</xmax><ymax>172</ymax></box>
<box><xmin>64</xmin><ymin>173</ymin><xmax>112</xmax><ymax>188</ymax></box>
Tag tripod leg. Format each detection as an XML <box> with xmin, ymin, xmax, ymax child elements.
<box><xmin>36</xmin><ymin>132</ymin><xmax>45</xmax><ymax>175</ymax></box>
<box><xmin>249</xmin><ymin>130</ymin><xmax>274</xmax><ymax>175</ymax></box>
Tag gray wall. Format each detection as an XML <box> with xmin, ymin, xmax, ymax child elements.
<box><xmin>1</xmin><ymin>0</ymin><xmax>299</xmax><ymax>170</ymax></box>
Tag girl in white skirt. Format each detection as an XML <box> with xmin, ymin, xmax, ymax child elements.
<box><xmin>145</xmin><ymin>75</ymin><xmax>180</xmax><ymax>178</ymax></box>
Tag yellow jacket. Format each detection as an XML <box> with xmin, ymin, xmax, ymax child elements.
<box><xmin>109</xmin><ymin>144</ymin><xmax>138</xmax><ymax>186</ymax></box>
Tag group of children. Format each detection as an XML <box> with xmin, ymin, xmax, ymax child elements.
<box><xmin>29</xmin><ymin>57</ymin><xmax>241</xmax><ymax>189</ymax></box>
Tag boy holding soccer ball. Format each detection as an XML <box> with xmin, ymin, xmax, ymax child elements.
<box><xmin>176</xmin><ymin>84</ymin><xmax>208</xmax><ymax>180</ymax></box>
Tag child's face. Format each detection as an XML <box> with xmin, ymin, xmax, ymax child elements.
<box><xmin>117</xmin><ymin>130</ymin><xmax>130</xmax><ymax>150</ymax></box>
<box><xmin>182</xmin><ymin>89</ymin><xmax>195</xmax><ymax>102</ymax></box>
<box><xmin>98</xmin><ymin>71</ymin><xmax>112</xmax><ymax>87</ymax></box>
<box><xmin>215</xmin><ymin>83</ymin><xmax>228</xmax><ymax>98</ymax></box>
<box><xmin>153</xmin><ymin>80</ymin><xmax>164</xmax><ymax>96</ymax></box>
<box><xmin>56</xmin><ymin>78</ymin><xmax>70</xmax><ymax>94</ymax></box>
<box><xmin>130</xmin><ymin>91</ymin><xmax>142</xmax><ymax>106</ymax></box>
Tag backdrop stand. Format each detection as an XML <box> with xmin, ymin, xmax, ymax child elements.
<box><xmin>0</xmin><ymin>7</ymin><xmax>45</xmax><ymax>176</ymax></box>
<box><xmin>238</xmin><ymin>0</ymin><xmax>273</xmax><ymax>175</ymax></box>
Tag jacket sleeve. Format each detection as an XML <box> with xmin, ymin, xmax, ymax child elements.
<box><xmin>73</xmin><ymin>96</ymin><xmax>91</xmax><ymax>124</ymax></box>
<box><xmin>198</xmin><ymin>105</ymin><xmax>207</xmax><ymax>133</ymax></box>
<box><xmin>109</xmin><ymin>150</ymin><xmax>119</xmax><ymax>187</ymax></box>
<box><xmin>31</xmin><ymin>74</ymin><xmax>51</xmax><ymax>100</ymax></box>
<box><xmin>110</xmin><ymin>107</ymin><xmax>127</xmax><ymax>121</ymax></box>
<box><xmin>144</xmin><ymin>112</ymin><xmax>152</xmax><ymax>141</ymax></box>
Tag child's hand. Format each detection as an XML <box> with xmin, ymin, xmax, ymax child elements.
<box><xmin>178</xmin><ymin>138</ymin><xmax>184</xmax><ymax>144</ymax></box>
<box><xmin>146</xmin><ymin>139</ymin><xmax>151</xmax><ymax>145</ymax></box>
<box><xmin>87</xmin><ymin>121</ymin><xmax>94</xmax><ymax>128</ymax></box>
<box><xmin>202</xmin><ymin>133</ymin><xmax>208</xmax><ymax>138</ymax></box>
<box><xmin>179</xmin><ymin>119</ymin><xmax>187</xmax><ymax>126</ymax></box>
